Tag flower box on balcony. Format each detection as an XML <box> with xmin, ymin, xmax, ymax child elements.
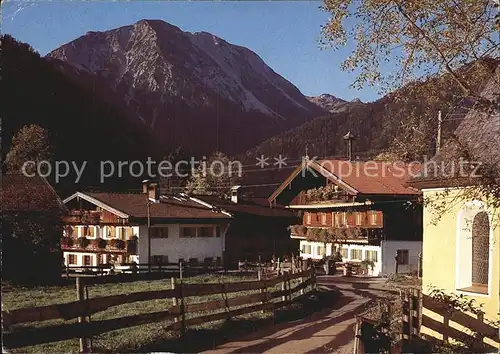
<box><xmin>109</xmin><ymin>238</ymin><xmax>126</xmax><ymax>250</ymax></box>
<box><xmin>77</xmin><ymin>236</ymin><xmax>90</xmax><ymax>249</ymax></box>
<box><xmin>61</xmin><ymin>237</ymin><xmax>74</xmax><ymax>248</ymax></box>
<box><xmin>92</xmin><ymin>237</ymin><xmax>107</xmax><ymax>249</ymax></box>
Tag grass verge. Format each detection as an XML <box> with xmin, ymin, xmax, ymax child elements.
<box><xmin>3</xmin><ymin>274</ymin><xmax>338</xmax><ymax>353</ymax></box>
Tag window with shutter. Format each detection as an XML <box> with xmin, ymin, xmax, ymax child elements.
<box><xmin>68</xmin><ymin>254</ymin><xmax>77</xmax><ymax>265</ymax></box>
<box><xmin>356</xmin><ymin>212</ymin><xmax>362</xmax><ymax>226</ymax></box>
<box><xmin>199</xmin><ymin>227</ymin><xmax>214</xmax><ymax>237</ymax></box>
<box><xmin>83</xmin><ymin>255</ymin><xmax>92</xmax><ymax>266</ymax></box>
<box><xmin>350</xmin><ymin>249</ymin><xmax>363</xmax><ymax>260</ymax></box>
<box><xmin>180</xmin><ymin>227</ymin><xmax>197</xmax><ymax>238</ymax></box>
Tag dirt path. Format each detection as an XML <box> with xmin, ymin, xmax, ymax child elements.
<box><xmin>203</xmin><ymin>276</ymin><xmax>395</xmax><ymax>354</ymax></box>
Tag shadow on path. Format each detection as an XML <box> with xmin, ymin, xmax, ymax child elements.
<box><xmin>227</xmin><ymin>293</ymin><xmax>369</xmax><ymax>354</ymax></box>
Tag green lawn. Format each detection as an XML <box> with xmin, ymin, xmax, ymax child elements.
<box><xmin>3</xmin><ymin>273</ymin><xmax>313</xmax><ymax>353</ymax></box>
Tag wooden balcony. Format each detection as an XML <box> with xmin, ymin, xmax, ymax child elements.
<box><xmin>61</xmin><ymin>237</ymin><xmax>138</xmax><ymax>254</ymax></box>
<box><xmin>63</xmin><ymin>210</ymin><xmax>102</xmax><ymax>224</ymax></box>
<box><xmin>289</xmin><ymin>225</ymin><xmax>384</xmax><ymax>243</ymax></box>
<box><xmin>290</xmin><ymin>190</ymin><xmax>351</xmax><ymax>206</ymax></box>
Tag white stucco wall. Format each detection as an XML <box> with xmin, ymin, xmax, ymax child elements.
<box><xmin>380</xmin><ymin>240</ymin><xmax>422</xmax><ymax>276</ymax></box>
<box><xmin>137</xmin><ymin>224</ymin><xmax>226</xmax><ymax>264</ymax></box>
<box><xmin>299</xmin><ymin>240</ymin><xmax>382</xmax><ymax>276</ymax></box>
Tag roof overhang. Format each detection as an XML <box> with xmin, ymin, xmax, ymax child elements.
<box><xmin>185</xmin><ymin>195</ymin><xmax>234</xmax><ymax>218</ymax></box>
<box><xmin>268</xmin><ymin>159</ymin><xmax>359</xmax><ymax>203</ymax></box>
<box><xmin>63</xmin><ymin>192</ymin><xmax>130</xmax><ymax>219</ymax></box>
<box><xmin>287</xmin><ymin>201</ymin><xmax>373</xmax><ymax>209</ymax></box>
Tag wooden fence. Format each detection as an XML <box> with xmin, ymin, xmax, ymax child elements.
<box><xmin>2</xmin><ymin>267</ymin><xmax>316</xmax><ymax>352</ymax></box>
<box><xmin>63</xmin><ymin>260</ymin><xmax>300</xmax><ymax>278</ymax></box>
<box><xmin>401</xmin><ymin>289</ymin><xmax>499</xmax><ymax>351</ymax></box>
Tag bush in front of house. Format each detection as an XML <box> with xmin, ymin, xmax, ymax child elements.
<box><xmin>77</xmin><ymin>236</ymin><xmax>90</xmax><ymax>248</ymax></box>
<box><xmin>92</xmin><ymin>237</ymin><xmax>106</xmax><ymax>249</ymax></box>
<box><xmin>109</xmin><ymin>238</ymin><xmax>125</xmax><ymax>249</ymax></box>
<box><xmin>61</xmin><ymin>237</ymin><xmax>74</xmax><ymax>248</ymax></box>
<box><xmin>359</xmin><ymin>259</ymin><xmax>376</xmax><ymax>274</ymax></box>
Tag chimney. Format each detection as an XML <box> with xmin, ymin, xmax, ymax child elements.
<box><xmin>343</xmin><ymin>131</ymin><xmax>356</xmax><ymax>161</ymax></box>
<box><xmin>142</xmin><ymin>180</ymin><xmax>160</xmax><ymax>202</ymax></box>
<box><xmin>231</xmin><ymin>185</ymin><xmax>242</xmax><ymax>204</ymax></box>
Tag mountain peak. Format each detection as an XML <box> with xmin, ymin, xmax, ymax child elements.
<box><xmin>307</xmin><ymin>93</ymin><xmax>351</xmax><ymax>113</ymax></box>
<box><xmin>47</xmin><ymin>20</ymin><xmax>323</xmax><ymax>155</ymax></box>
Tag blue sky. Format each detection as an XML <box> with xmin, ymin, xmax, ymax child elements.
<box><xmin>1</xmin><ymin>1</ymin><xmax>380</xmax><ymax>102</ymax></box>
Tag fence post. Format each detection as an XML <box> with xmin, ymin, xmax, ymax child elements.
<box><xmin>281</xmin><ymin>272</ymin><xmax>287</xmax><ymax>302</ymax></box>
<box><xmin>258</xmin><ymin>268</ymin><xmax>266</xmax><ymax>313</ymax></box>
<box><xmin>286</xmin><ymin>271</ymin><xmax>292</xmax><ymax>301</ymax></box>
<box><xmin>299</xmin><ymin>268</ymin><xmax>305</xmax><ymax>296</ymax></box>
<box><xmin>311</xmin><ymin>265</ymin><xmax>316</xmax><ymax>291</ymax></box>
<box><xmin>442</xmin><ymin>310</ymin><xmax>450</xmax><ymax>343</ymax></box>
<box><xmin>476</xmin><ymin>312</ymin><xmax>485</xmax><ymax>344</ymax></box>
<box><xmin>353</xmin><ymin>316</ymin><xmax>361</xmax><ymax>354</ymax></box>
<box><xmin>179</xmin><ymin>278</ymin><xmax>185</xmax><ymax>336</ymax></box>
<box><xmin>171</xmin><ymin>277</ymin><xmax>179</xmax><ymax>326</ymax></box>
<box><xmin>400</xmin><ymin>290</ymin><xmax>409</xmax><ymax>347</ymax></box>
<box><xmin>76</xmin><ymin>277</ymin><xmax>92</xmax><ymax>353</ymax></box>
<box><xmin>277</xmin><ymin>258</ymin><xmax>281</xmax><ymax>276</ymax></box>
<box><xmin>408</xmin><ymin>289</ymin><xmax>414</xmax><ymax>342</ymax></box>
<box><xmin>179</xmin><ymin>261</ymin><xmax>183</xmax><ymax>280</ymax></box>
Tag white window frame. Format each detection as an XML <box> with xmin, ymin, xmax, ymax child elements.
<box><xmin>366</xmin><ymin>250</ymin><xmax>378</xmax><ymax>262</ymax></box>
<box><xmin>356</xmin><ymin>212</ymin><xmax>362</xmax><ymax>226</ymax></box>
<box><xmin>350</xmin><ymin>248</ymin><xmax>363</xmax><ymax>261</ymax></box>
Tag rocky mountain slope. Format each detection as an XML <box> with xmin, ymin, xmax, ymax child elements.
<box><xmin>1</xmin><ymin>35</ymin><xmax>162</xmax><ymax>194</ymax></box>
<box><xmin>306</xmin><ymin>94</ymin><xmax>360</xmax><ymax>114</ymax></box>
<box><xmin>47</xmin><ymin>19</ymin><xmax>324</xmax><ymax>155</ymax></box>
<box><xmin>241</xmin><ymin>59</ymin><xmax>499</xmax><ymax>162</ymax></box>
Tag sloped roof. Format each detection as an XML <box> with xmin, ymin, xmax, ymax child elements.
<box><xmin>238</xmin><ymin>165</ymin><xmax>299</xmax><ymax>198</ymax></box>
<box><xmin>317</xmin><ymin>160</ymin><xmax>421</xmax><ymax>195</ymax></box>
<box><xmin>1</xmin><ymin>174</ymin><xmax>65</xmax><ymax>213</ymax></box>
<box><xmin>408</xmin><ymin>68</ymin><xmax>500</xmax><ymax>187</ymax></box>
<box><xmin>66</xmin><ymin>192</ymin><xmax>230</xmax><ymax>220</ymax></box>
<box><xmin>269</xmin><ymin>159</ymin><xmax>420</xmax><ymax>202</ymax></box>
<box><xmin>191</xmin><ymin>194</ymin><xmax>297</xmax><ymax>218</ymax></box>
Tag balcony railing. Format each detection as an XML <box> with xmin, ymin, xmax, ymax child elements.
<box><xmin>63</xmin><ymin>210</ymin><xmax>102</xmax><ymax>224</ymax></box>
<box><xmin>61</xmin><ymin>237</ymin><xmax>138</xmax><ymax>254</ymax></box>
<box><xmin>289</xmin><ymin>225</ymin><xmax>384</xmax><ymax>242</ymax></box>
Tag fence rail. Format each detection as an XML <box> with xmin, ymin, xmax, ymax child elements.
<box><xmin>401</xmin><ymin>289</ymin><xmax>499</xmax><ymax>351</ymax></box>
<box><xmin>2</xmin><ymin>267</ymin><xmax>316</xmax><ymax>351</ymax></box>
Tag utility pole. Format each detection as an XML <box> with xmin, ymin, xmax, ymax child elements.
<box><xmin>147</xmin><ymin>201</ymin><xmax>151</xmax><ymax>273</ymax></box>
<box><xmin>436</xmin><ymin>110</ymin><xmax>442</xmax><ymax>153</ymax></box>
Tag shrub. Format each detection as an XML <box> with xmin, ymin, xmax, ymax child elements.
<box><xmin>306</xmin><ymin>227</ymin><xmax>320</xmax><ymax>241</ymax></box>
<box><xmin>92</xmin><ymin>237</ymin><xmax>106</xmax><ymax>249</ymax></box>
<box><xmin>110</xmin><ymin>238</ymin><xmax>125</xmax><ymax>249</ymax></box>
<box><xmin>77</xmin><ymin>236</ymin><xmax>90</xmax><ymax>248</ymax></box>
<box><xmin>360</xmin><ymin>259</ymin><xmax>376</xmax><ymax>272</ymax></box>
<box><xmin>297</xmin><ymin>225</ymin><xmax>307</xmax><ymax>235</ymax></box>
<box><xmin>61</xmin><ymin>237</ymin><xmax>74</xmax><ymax>248</ymax></box>
<box><xmin>318</xmin><ymin>228</ymin><xmax>329</xmax><ymax>242</ymax></box>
